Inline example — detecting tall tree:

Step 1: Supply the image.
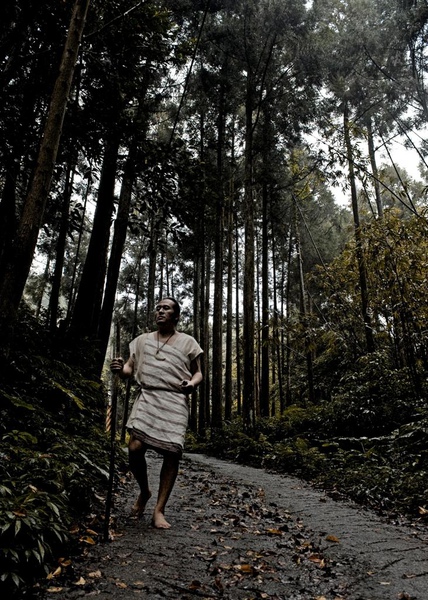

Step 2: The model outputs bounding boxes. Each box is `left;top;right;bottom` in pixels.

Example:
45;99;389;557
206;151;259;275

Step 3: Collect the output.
0;0;91;339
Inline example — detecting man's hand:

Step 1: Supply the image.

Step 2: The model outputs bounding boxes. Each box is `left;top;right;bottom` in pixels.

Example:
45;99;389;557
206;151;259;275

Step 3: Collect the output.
181;380;194;395
110;357;124;374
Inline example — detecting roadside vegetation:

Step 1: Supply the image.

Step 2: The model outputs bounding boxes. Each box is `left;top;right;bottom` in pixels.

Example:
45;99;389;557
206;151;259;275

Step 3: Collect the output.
0;311;126;597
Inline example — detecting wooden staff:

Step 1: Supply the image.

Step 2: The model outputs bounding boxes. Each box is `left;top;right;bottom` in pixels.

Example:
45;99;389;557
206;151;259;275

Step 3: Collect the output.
103;321;120;542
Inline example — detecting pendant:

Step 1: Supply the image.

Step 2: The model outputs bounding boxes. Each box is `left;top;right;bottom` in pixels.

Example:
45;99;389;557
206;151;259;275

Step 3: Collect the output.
155;351;166;361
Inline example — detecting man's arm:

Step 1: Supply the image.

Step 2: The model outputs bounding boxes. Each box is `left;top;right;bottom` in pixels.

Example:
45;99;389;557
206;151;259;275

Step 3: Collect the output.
181;355;202;394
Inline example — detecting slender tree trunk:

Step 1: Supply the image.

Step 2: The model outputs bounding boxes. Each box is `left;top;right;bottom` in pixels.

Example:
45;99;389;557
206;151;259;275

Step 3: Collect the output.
255;232;261;417
242;76;255;430
69;134;120;340
272;244;284;414
198;237;208;435
225;188;234;422
48;162;75;331
366;118;383;219
189;254;201;433
146;214;161;330
0;154;19;283
35;252;52;320
234;211;242;416
66;169;91;324
201;241;212;431
0;0;91;338
294;201;315;404
211;70;226;430
285;229;293;407
260;178;270;417
97;143;137;374
344;101;375;353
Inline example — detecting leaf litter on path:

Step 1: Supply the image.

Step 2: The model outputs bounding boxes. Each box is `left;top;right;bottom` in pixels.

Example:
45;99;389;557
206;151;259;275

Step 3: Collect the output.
39;452;421;599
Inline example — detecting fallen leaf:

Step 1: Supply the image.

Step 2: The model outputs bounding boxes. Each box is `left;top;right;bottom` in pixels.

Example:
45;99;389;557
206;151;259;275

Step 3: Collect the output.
115;581;128;588
326;534;340;543
46;587;64;593
58;558;72;567
266;528;283;536
308;554;326;568
79;535;96;545
418;506;428;515
74;577;86;586
236;564;254;574
46;567;62;579
88;570;102;578
86;528;99;536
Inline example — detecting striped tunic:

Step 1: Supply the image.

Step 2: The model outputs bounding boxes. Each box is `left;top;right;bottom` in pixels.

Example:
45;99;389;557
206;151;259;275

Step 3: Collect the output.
126;331;203;455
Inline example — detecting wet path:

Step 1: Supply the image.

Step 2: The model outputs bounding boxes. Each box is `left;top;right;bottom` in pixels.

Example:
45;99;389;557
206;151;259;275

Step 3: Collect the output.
45;453;428;600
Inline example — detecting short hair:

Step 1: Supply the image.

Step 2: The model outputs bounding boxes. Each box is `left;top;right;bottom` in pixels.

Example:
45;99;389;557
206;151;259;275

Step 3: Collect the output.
161;297;180;322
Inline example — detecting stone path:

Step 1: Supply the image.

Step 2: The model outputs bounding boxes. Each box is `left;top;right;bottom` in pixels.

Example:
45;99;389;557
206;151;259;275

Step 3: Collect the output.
190;454;428;600
44;453;428;600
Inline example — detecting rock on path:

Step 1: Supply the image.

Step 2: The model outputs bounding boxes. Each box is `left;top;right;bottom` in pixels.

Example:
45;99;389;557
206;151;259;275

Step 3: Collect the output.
44;452;428;600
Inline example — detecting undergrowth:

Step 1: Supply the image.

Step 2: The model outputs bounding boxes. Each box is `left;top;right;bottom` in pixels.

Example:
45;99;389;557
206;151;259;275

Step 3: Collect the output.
188;405;428;523
0;309;125;597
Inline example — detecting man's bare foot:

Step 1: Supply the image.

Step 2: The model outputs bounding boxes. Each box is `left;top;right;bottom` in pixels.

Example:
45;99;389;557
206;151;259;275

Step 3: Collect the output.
152;509;171;529
132;491;152;517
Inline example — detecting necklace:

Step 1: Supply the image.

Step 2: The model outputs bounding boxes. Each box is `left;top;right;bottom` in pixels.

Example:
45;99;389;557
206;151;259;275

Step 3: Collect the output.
155;331;175;360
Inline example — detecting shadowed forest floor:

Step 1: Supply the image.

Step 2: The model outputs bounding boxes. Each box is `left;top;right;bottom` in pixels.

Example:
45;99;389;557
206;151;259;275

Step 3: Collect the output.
40;453;428;600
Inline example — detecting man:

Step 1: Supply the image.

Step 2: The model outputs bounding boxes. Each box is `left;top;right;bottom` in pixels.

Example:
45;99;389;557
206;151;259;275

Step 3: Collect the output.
110;297;203;529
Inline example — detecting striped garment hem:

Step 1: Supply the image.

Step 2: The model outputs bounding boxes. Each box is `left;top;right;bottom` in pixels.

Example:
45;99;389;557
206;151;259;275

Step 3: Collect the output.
130;427;183;457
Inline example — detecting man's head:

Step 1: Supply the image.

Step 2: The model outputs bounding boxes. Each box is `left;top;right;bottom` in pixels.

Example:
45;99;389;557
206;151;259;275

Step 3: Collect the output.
155;297;181;325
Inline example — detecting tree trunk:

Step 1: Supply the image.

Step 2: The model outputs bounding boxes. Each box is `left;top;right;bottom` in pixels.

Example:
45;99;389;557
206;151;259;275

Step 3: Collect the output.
189;253;202;433
0;0;91;338
146;216;160;331
344;101;375;353
272;243;284;414
234;210;242;416
294;201;315;404
0;153;19;284
97;141;139;374
242;76;256;430
199;241;212;433
48;162;75;331
66;169;91;324
198;238;208;435
285;229;293;408
366;118;383;219
69;134;120;340
260;178;270;417
224;187;234;422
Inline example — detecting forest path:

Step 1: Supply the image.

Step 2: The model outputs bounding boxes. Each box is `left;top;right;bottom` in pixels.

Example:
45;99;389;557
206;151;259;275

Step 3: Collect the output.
46;453;428;600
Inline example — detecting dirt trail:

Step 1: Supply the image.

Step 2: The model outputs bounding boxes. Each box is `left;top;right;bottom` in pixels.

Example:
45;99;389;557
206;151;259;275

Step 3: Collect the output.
44;452;428;600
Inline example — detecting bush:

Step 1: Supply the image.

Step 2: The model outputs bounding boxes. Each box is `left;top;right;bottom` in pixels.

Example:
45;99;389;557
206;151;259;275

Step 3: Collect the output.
0;312;121;597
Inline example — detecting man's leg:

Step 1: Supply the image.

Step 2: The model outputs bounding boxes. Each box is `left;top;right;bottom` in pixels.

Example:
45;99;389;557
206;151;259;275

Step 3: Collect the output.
128;434;152;516
152;452;180;529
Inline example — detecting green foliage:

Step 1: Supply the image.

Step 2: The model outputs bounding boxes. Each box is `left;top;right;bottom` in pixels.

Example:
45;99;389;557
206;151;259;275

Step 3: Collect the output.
195;399;428;520
0;310;121;597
